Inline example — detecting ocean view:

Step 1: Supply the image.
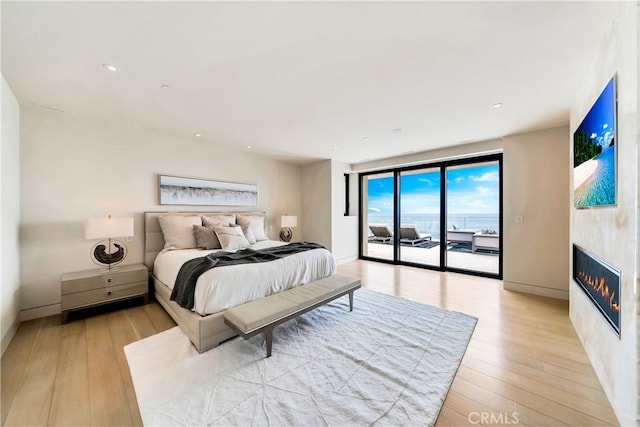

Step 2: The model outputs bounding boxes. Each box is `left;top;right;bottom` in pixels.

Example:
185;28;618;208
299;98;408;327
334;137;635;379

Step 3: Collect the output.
574;146;615;207
368;213;500;241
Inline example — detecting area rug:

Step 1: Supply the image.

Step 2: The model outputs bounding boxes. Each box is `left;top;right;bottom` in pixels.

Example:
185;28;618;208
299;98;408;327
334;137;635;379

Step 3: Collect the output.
124;289;477;426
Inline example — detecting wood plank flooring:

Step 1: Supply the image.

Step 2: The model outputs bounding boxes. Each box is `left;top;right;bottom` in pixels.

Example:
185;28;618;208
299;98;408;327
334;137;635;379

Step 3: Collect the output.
1;260;619;426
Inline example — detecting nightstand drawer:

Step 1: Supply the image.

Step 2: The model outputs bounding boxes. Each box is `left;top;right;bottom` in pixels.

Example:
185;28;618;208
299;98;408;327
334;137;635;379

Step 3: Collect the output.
61;266;148;294
61;280;147;310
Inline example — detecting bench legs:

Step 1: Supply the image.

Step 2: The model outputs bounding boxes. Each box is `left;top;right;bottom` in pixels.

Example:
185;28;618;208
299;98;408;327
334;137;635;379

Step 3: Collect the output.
264;325;275;358
261;292;357;358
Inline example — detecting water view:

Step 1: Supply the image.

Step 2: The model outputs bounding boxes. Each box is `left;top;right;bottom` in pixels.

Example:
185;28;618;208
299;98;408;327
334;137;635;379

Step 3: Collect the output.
366;163;500;241
368;213;499;241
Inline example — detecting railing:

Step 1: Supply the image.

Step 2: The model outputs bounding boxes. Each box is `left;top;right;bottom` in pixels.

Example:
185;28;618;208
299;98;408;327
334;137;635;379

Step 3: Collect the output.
367;214;499;241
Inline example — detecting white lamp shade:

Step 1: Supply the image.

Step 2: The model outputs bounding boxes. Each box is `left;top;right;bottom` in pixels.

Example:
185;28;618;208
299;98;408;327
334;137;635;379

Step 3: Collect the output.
85;217;134;239
280;215;297;228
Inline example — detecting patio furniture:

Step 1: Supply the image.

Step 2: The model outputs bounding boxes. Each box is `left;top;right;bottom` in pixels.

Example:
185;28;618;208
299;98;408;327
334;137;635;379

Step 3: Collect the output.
472;233;500;252
446;229;477;244
400;225;432;246
368;225;393;243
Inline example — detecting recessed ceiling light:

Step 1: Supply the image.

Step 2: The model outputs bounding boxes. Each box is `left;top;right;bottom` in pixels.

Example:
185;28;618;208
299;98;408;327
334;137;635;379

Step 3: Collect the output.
160;84;172;90
332;146;338;149
102;63;118;72
246;145;252;149
362;137;369;141
492;102;504;108
392;128;402;134
194;133;202;137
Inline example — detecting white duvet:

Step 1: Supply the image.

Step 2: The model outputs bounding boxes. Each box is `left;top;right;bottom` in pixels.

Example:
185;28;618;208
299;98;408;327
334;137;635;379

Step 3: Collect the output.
153;240;337;316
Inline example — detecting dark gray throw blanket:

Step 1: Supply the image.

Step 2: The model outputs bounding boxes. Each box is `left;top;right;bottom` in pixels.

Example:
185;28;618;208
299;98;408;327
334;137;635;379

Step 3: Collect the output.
170;241;326;310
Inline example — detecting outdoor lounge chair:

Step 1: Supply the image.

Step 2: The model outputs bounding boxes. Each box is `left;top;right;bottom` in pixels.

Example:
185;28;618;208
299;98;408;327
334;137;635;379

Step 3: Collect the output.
399;224;432;246
368;225;393;243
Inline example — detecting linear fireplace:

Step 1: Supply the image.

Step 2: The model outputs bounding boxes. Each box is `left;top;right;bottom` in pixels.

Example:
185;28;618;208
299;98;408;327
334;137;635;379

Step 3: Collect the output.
573;244;621;337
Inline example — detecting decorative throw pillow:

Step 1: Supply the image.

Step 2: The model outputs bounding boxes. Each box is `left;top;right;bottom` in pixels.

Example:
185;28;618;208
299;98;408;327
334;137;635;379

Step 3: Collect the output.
193;225;222;249
158;215;201;250
202;214;235;228
236;215;268;241
214;226;251;251
237;223;257;245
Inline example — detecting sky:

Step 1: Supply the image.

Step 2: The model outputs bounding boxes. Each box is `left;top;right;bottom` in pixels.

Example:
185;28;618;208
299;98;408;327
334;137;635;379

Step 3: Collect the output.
366;163;500;215
575;75;616;149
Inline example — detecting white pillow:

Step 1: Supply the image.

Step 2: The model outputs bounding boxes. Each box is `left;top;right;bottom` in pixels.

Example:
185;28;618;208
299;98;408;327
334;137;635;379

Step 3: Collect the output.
214;226;251;251
236;215;268;241
202;214;235;227
238;222;257;245
158;215;201;250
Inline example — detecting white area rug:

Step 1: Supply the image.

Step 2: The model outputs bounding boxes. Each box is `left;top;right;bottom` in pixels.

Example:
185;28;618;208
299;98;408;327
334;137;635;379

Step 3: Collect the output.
125;289;477;426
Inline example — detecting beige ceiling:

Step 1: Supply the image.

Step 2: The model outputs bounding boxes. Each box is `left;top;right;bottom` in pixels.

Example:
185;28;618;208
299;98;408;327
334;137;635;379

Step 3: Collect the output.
1;1;626;165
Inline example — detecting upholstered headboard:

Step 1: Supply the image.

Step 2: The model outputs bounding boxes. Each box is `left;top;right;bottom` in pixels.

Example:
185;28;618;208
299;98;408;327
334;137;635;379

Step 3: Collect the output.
144;210;267;271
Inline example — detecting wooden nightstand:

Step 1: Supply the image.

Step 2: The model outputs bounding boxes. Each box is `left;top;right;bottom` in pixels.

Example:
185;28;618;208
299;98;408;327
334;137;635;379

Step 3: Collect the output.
61;263;148;322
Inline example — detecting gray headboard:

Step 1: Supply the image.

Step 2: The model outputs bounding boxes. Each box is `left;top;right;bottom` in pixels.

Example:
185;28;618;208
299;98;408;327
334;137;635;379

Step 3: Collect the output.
144;210;267;271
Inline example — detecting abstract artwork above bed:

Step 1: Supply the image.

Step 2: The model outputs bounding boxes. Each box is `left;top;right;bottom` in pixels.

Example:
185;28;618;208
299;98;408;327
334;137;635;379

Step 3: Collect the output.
158;174;258;207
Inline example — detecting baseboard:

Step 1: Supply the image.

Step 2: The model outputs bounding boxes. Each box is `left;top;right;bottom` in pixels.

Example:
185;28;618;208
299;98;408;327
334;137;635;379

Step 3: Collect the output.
336;255;358;265
1;316;20;356
503;281;569;300
19;303;61;322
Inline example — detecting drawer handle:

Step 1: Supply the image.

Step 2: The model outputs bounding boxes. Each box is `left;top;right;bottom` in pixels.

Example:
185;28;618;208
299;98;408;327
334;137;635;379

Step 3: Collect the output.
106;290;113;296
105;278;114;284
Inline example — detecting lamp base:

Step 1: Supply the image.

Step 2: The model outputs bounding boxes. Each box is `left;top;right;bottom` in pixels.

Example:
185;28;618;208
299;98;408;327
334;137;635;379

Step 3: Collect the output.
91;239;127;269
279;228;293;242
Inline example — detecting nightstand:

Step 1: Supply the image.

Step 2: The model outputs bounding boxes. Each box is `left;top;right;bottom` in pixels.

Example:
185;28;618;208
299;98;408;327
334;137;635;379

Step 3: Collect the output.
61;263;148;322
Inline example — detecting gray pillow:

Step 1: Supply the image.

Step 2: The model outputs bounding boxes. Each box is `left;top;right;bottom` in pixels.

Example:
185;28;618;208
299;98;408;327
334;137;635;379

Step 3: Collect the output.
193;225;222;249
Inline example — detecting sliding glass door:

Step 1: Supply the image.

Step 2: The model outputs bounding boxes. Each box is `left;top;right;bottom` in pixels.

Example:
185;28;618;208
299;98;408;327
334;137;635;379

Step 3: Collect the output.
399;167;441;267
361;171;394;261
359;154;502;279
445;161;501;275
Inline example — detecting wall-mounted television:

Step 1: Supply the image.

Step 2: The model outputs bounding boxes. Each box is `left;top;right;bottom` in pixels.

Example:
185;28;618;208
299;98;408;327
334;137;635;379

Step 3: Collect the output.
573;75;617;208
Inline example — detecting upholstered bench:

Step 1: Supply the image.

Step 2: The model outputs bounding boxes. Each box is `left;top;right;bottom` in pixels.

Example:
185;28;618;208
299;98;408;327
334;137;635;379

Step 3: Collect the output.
224;274;361;358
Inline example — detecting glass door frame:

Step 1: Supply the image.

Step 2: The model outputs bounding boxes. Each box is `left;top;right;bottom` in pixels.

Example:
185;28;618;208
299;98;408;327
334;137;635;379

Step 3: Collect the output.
358;153;503;280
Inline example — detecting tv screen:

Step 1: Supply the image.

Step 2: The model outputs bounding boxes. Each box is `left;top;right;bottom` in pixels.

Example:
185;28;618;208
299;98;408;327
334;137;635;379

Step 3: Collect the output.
573;75;617;208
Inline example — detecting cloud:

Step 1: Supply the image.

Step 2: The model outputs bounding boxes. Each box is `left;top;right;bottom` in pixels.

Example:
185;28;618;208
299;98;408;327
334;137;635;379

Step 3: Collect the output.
476;186;490;193
368;207;381;212
471;171;499;182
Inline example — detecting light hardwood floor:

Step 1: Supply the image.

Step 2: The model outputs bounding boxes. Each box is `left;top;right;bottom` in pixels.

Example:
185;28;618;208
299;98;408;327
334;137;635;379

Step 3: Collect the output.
1;260;619;426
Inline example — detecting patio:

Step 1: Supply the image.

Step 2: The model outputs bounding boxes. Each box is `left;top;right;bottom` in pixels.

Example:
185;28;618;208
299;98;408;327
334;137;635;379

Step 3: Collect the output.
365;240;499;275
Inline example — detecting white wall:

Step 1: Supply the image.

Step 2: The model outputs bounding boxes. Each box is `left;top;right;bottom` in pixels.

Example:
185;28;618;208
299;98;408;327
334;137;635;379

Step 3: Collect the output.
301;160;332;249
1;75;21;354
503;127;570;298
569;3;638;424
19;106;302;319
330;160;358;264
301;159;358;264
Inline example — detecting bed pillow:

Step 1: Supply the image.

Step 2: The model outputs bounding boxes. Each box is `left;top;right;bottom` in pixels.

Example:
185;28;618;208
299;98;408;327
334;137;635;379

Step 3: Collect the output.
193;225;222;249
237;222;257;245
214;226;251;251
236;214;268;241
202;214;236;228
158;215;201;250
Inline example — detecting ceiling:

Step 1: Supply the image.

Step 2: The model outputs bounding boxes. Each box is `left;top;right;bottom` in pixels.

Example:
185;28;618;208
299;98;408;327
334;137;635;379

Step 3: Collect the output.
1;1;626;165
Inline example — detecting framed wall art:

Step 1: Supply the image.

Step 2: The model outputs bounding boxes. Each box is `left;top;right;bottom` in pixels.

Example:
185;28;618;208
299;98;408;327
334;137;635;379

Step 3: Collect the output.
158;175;258;207
573;75;617;208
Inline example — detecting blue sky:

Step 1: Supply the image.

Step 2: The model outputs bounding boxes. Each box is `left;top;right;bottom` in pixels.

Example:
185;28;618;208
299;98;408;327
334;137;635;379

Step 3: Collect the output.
367;164;499;215
576;76;615;148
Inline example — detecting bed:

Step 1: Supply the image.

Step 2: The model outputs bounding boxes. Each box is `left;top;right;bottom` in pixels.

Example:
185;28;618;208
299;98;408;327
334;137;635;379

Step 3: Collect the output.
144;211;336;353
